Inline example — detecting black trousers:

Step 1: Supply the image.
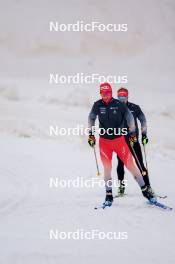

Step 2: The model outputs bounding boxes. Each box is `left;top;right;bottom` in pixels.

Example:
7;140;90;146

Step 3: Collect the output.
117;140;150;186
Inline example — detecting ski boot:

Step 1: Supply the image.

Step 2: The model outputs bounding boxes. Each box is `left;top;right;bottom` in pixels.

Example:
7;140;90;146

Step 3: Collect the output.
118;184;125;197
141;185;157;202
103;190;113;207
147;185;155;197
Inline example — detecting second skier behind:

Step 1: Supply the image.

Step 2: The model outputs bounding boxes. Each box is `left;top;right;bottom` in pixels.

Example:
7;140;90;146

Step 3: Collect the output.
116;87;153;197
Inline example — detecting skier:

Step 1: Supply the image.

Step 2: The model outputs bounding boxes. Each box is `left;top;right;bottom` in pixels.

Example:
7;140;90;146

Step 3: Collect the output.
88;82;156;207
116;87;152;197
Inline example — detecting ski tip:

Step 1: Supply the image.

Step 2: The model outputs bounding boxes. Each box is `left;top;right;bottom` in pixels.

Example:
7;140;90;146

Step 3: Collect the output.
94;201;113;210
164;207;173;211
157;195;167;199
147;200;173;211
168;206;173;211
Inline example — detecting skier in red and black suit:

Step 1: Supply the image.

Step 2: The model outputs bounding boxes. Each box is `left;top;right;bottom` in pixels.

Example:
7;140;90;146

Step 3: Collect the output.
88;82;156;206
116;87;153;196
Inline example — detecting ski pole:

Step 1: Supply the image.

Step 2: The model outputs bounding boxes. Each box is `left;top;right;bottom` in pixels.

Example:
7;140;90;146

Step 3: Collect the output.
93;147;101;176
143;145;149;174
130;143;146;176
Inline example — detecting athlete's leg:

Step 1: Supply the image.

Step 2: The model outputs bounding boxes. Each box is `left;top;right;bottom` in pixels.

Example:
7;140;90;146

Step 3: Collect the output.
113;136;145;188
117;155;125;182
99;138;113;191
133;142;150;186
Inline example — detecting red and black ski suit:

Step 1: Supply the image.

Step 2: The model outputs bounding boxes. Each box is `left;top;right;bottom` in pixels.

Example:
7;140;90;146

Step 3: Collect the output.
88;98;145;191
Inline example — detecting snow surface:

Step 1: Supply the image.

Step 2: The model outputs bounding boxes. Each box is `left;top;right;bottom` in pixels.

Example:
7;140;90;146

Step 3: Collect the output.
0;0;175;263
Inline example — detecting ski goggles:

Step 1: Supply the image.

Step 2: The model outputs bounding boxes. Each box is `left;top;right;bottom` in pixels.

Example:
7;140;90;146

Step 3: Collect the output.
118;96;128;102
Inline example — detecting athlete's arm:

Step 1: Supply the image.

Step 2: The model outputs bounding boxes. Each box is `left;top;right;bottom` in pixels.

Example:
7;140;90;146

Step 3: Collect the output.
88;103;98;135
137;106;147;135
123;105;136;135
125;108;136;134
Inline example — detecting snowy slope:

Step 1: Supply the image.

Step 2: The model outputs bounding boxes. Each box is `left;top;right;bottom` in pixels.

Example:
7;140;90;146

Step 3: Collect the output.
0;0;175;263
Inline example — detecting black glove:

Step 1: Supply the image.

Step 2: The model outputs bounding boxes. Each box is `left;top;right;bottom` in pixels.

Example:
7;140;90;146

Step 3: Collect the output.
88;135;96;147
142;134;148;145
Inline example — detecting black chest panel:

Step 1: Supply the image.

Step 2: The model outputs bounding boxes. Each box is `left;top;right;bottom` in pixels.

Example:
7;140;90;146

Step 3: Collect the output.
95;99;126;139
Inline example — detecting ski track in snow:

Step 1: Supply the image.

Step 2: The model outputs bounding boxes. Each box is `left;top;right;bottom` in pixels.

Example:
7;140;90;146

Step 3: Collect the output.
0;95;175;264
0;0;175;263
0;90;175;264
0;134;175;264
0;166;29;215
